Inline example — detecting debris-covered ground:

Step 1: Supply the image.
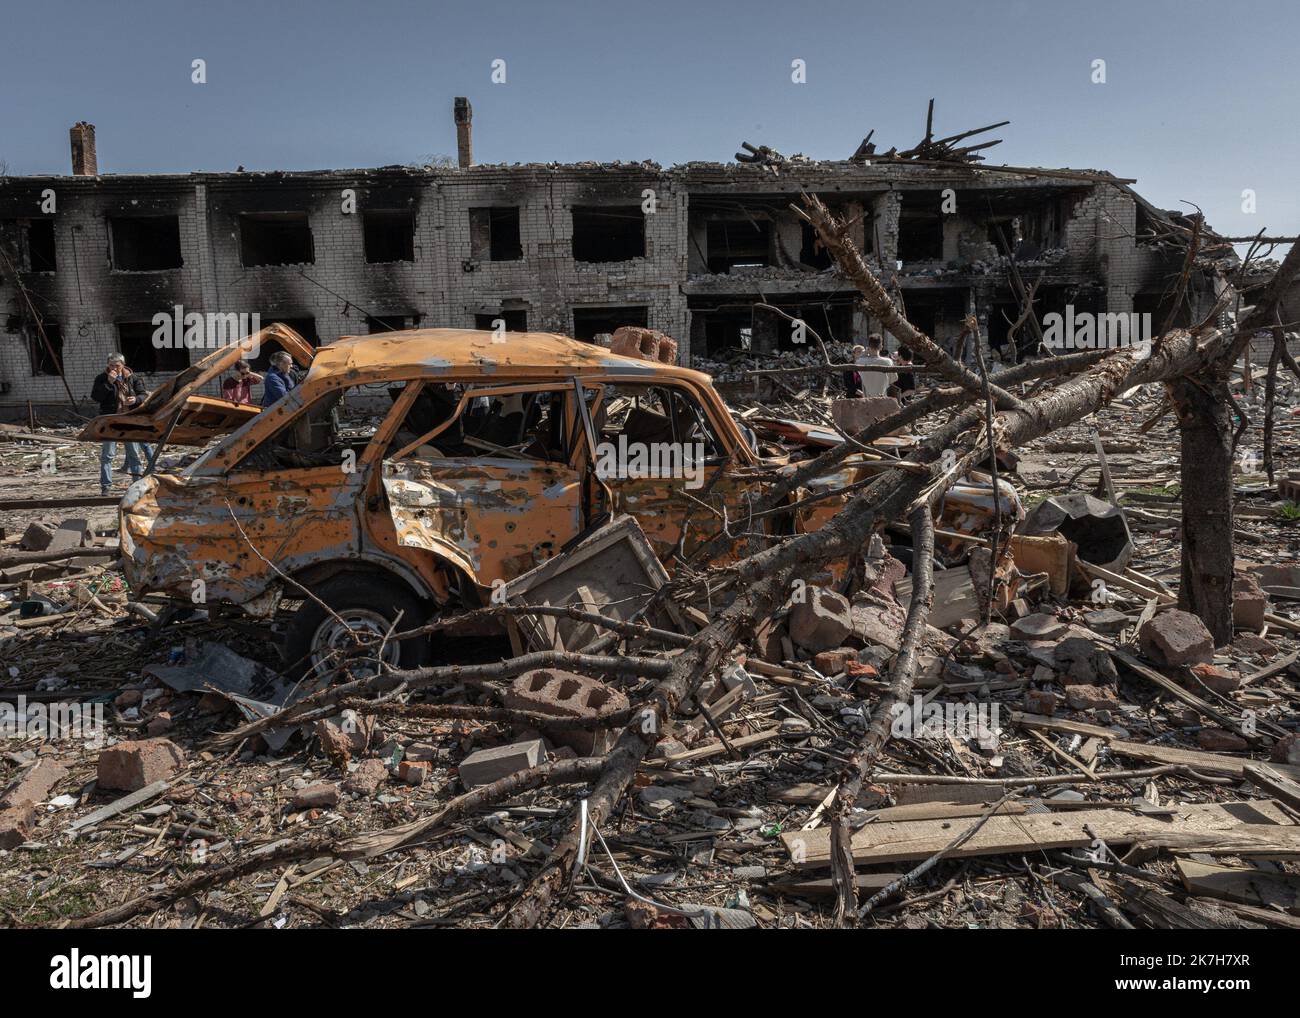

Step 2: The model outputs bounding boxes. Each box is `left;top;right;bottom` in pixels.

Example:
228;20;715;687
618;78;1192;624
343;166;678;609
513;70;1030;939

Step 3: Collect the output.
4;338;1300;931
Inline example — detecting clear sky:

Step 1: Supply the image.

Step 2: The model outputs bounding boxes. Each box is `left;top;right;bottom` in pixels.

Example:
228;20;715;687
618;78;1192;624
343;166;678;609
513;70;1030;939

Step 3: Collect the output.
3;0;1296;246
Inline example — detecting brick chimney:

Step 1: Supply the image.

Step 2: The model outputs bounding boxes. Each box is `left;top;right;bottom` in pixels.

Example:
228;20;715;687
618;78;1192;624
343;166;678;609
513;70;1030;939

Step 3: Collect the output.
70;122;98;176
454;97;472;169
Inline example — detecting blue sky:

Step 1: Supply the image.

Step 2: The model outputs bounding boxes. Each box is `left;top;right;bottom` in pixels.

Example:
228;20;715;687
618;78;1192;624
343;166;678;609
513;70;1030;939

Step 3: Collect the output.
3;0;1296;245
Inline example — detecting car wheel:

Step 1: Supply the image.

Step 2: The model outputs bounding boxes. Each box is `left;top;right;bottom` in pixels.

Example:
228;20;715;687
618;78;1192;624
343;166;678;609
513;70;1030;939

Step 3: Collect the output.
283;573;431;680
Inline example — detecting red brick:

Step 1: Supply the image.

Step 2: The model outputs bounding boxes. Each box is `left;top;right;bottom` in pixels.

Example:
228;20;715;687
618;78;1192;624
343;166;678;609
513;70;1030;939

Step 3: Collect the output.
1138;609;1214;666
0;803;37;849
1;759;67;809
97;737;186;792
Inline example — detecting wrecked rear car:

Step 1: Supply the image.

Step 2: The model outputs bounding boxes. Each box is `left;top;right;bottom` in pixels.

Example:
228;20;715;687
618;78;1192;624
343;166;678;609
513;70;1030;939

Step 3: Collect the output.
104;324;1019;675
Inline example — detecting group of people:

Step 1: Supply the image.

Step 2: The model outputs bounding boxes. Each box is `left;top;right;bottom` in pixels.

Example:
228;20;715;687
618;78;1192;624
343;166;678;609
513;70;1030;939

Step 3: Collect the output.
92;350;301;493
842;333;916;400
218;351;298;407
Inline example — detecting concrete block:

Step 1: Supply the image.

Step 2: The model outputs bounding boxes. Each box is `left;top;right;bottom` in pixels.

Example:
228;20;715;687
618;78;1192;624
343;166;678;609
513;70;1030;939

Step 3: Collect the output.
459;739;544;789
504;669;628;754
789;587;853;653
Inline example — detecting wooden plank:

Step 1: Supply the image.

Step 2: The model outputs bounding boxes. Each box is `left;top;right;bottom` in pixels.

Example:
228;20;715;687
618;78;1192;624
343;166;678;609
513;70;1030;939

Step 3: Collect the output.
1188;898;1300;929
1242;650;1300;686
1176;858;1300;913
68;780;172;833
1008;710;1124;741
768;872;906;898
648;727;779;765
867;801;1025;822
781;800;1296;869
1243;763;1300;811
894;783;1005;806
1108;741;1300;781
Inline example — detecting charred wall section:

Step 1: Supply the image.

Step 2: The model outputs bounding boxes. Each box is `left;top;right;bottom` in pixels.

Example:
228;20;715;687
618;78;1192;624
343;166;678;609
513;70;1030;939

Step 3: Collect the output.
0;158;1209;406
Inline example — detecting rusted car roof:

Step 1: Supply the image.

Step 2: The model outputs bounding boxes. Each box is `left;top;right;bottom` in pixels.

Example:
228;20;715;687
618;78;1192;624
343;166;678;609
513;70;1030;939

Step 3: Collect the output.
306;329;713;384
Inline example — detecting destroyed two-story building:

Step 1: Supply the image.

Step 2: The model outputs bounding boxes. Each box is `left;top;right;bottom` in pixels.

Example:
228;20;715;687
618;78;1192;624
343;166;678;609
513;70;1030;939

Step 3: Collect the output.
0;107;1224;413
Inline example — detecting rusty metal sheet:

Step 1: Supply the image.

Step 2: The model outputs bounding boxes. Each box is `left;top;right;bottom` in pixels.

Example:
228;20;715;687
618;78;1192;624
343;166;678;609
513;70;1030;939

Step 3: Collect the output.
119;467;364;605
383;457;583;585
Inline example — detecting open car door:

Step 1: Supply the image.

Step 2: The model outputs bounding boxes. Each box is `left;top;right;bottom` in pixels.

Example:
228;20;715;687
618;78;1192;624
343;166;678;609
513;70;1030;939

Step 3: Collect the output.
77;323;315;446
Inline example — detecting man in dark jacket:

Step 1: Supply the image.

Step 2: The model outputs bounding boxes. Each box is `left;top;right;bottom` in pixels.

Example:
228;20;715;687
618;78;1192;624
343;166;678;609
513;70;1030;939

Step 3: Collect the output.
91;352;151;495
261;351;298;407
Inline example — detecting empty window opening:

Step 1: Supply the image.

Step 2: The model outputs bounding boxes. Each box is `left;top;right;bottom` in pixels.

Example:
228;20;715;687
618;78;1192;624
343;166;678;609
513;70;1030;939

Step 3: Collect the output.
1;219;57;273
596;384;726;463
897;213;944;262
986;301;1023;354
572;305;648;344
800;221;832;269
391;385;575;464
469;207;522;261
363;211;415;263
706;219;771;272
572;206;644;263
110;216;182;271
366;314;412;334
27;320;63;376
238;383;401;472
1134;290;1191;331
240;212;314;267
117;322;190;374
475;309;528;332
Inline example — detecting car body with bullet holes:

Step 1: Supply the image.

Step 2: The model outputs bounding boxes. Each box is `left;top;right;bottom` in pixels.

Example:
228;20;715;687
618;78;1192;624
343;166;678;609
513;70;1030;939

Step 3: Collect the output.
81;323;1019;673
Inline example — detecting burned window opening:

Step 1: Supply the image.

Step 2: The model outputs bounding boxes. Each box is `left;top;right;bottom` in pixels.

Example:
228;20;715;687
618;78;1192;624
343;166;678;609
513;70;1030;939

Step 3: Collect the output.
240;212;314;267
393;385;574;464
109;216;182;271
572;206;644;263
572;305;648;344
6;218;58;273
800;221;832;269
986;300;1023;355
705;219;771;273
897;213;944;262
117;322;190;374
475;309;528;332
363;211;415;263
469;207;522;262
27;320;63;376
366;314;413;334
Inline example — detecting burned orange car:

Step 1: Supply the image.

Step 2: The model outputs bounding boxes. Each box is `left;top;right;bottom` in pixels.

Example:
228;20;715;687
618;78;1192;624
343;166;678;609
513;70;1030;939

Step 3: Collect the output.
82;324;1019;675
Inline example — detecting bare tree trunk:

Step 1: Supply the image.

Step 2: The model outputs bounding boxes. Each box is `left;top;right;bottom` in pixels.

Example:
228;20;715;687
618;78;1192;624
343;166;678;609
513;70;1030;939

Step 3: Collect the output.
1170;376;1235;644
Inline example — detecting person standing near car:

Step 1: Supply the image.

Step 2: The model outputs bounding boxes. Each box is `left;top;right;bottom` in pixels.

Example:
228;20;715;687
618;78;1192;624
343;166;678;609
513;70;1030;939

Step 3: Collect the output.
221;359;263;405
91;352;150;495
261;351;298;406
